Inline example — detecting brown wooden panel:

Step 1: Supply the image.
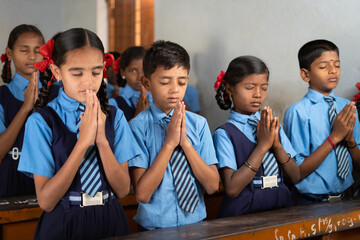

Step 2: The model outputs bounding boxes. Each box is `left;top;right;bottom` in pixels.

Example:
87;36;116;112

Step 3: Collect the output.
2;220;38;240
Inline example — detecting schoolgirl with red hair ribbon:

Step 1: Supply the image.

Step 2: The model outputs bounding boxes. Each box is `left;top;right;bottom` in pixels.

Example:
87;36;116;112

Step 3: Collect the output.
0;24;45;197
18;28;141;239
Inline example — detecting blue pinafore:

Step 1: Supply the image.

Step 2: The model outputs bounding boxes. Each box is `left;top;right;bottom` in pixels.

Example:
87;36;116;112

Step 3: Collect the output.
113;96;135;121
217;123;291;218
34;105;129;240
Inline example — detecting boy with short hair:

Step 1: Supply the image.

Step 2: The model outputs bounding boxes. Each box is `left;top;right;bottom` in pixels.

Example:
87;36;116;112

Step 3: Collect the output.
284;39;360;205
129;40;219;230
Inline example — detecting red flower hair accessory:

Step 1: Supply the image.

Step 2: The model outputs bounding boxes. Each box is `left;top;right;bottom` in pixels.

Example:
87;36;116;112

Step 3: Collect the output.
112;56;121;73
1;51;8;63
103;53;115;78
214;70;226;92
352;82;360;102
33;39;54;72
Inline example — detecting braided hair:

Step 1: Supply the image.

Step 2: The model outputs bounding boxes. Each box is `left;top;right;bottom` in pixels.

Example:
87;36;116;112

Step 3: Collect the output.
215;56;269;110
1;24;44;83
35;28;110;116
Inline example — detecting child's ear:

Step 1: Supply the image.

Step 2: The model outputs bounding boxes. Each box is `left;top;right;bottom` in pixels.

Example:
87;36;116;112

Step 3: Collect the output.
300;68;310;83
141;76;151;93
5;47;13;60
50;64;61;81
225;83;233;96
120;69;125;79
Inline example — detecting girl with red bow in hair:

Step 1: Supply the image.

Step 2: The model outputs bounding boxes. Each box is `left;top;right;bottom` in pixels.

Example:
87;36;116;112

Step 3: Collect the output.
213;56;300;218
0;24;45;197
18;28;141;239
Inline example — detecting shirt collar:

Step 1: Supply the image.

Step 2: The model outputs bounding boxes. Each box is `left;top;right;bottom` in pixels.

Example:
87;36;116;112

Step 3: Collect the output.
122;84;139;99
150;103;174;123
57;88;85;112
229;109;260;124
305;88;336;104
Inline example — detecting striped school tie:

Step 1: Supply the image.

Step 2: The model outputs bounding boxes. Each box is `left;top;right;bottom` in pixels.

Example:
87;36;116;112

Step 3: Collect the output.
247;116;279;176
161;116;199;213
77;103;102;197
324;96;350;179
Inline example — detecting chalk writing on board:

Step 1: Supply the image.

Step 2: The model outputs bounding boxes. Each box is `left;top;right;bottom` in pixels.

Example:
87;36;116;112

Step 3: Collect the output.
274;214;360;240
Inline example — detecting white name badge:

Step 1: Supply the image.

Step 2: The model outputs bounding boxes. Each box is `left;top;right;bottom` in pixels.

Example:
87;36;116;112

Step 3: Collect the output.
81;192;103;207
262;176;278;189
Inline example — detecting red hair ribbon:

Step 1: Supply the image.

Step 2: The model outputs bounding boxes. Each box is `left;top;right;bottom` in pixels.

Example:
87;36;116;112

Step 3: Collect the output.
112;56;121;73
214;70;226;92
352;82;360;102
33;39;56;86
33;39;54;72
103;53;115;78
1;52;8;63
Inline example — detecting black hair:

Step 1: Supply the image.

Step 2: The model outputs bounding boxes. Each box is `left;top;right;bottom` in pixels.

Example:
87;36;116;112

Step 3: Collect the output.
143;40;190;79
215;55;269;110
117;46;146;86
35;28;110;116
298;39;339;70
1;24;44;83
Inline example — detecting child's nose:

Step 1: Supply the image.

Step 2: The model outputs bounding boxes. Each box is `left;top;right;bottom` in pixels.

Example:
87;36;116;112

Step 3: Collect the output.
28;51;35;60
329;64;337;74
253;87;261;98
170;81;179;93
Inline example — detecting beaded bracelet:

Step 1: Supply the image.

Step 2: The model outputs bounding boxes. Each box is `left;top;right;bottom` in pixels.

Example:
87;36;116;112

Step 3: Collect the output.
280;153;291;166
245;161;259;172
327;136;336;149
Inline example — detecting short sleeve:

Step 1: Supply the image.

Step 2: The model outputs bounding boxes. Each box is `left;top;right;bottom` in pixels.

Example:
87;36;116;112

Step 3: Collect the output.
278;125;297;158
108;98;117;108
213;128;237;170
197;119;218;166
113;108;141;164
18;112;55;178
128;117;150;169
283;106;309;165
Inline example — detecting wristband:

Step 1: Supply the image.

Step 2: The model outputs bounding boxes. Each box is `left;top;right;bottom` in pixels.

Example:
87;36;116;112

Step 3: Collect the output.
280;153;291;166
327;136;336;149
245;161;259;172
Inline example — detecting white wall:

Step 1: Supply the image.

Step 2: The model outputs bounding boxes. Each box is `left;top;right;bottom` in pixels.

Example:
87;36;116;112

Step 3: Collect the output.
0;0;108;83
155;0;360;131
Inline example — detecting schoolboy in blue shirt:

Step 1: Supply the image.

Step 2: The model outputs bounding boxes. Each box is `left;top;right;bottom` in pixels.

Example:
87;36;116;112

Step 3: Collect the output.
284;39;360;205
129;40;219;230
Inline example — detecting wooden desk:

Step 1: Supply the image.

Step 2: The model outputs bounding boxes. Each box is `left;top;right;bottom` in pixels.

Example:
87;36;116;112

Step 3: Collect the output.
0;190;224;239
107;198;360;240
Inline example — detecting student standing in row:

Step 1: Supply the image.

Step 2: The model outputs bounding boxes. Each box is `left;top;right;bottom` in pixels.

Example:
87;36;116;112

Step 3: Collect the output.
129;40;219;230
18;28;140;239
284;39;360;205
0;24;44;197
213;56;299;218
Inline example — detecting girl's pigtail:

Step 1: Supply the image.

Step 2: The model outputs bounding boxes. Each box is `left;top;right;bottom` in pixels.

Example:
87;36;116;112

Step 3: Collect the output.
214;70;232;110
97;79;110;116
33;39;55;110
1;53;12;83
35;69;53;110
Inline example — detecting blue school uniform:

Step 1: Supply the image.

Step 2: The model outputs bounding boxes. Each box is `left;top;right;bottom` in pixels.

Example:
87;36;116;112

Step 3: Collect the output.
213;110;296;218
18;88;140;239
284;88;360;205
129;103;218;229
184;85;201;112
0;73;59;197
106;82;123;98
109;84;152;121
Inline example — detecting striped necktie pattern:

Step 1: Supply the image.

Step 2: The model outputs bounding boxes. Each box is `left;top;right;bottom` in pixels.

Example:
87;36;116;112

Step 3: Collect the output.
77;103;102;197
247;116;279;176
161;116;199;213
324;96;350;179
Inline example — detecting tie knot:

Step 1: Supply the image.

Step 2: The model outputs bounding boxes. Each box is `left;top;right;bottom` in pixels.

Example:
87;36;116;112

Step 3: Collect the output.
247;116;258;128
324;96;334;103
78;103;86;113
160;116;171;126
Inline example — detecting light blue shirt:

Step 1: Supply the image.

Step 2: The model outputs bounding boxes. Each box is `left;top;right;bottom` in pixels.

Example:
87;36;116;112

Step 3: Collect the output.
109;84;152;109
106;82;123;98
284;88;360;195
184;85;201;112
128;103;218;229
0;73;41;133
213;109;296;171
18;88;141;178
